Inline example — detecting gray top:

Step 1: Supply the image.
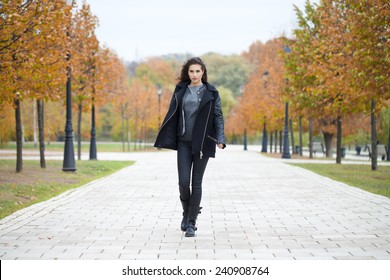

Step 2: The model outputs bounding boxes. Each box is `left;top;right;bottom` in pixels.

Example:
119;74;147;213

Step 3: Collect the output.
179;84;205;141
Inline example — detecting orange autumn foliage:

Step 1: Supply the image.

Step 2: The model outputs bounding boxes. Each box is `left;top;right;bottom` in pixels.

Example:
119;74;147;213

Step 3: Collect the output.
228;38;287;135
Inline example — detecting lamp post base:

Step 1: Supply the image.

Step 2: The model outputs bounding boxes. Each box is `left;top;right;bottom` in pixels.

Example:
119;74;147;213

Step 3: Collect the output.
63;142;76;171
62;167;77;172
282;152;291;159
62;125;76;172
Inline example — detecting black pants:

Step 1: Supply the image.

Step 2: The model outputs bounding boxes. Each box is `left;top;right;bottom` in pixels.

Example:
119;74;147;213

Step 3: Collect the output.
177;141;209;216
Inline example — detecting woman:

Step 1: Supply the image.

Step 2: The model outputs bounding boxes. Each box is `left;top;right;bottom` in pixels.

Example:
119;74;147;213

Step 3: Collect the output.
154;57;226;237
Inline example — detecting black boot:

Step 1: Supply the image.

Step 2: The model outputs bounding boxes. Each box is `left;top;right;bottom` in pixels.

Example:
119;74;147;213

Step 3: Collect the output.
180;197;189;232
185;220;196;237
185;206;202;237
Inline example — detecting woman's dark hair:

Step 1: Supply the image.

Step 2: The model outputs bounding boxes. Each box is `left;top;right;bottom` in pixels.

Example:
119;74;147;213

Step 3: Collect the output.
178;57;208;83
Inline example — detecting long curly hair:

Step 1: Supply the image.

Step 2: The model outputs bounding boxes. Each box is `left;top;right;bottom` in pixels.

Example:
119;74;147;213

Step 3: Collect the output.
178;57;208;83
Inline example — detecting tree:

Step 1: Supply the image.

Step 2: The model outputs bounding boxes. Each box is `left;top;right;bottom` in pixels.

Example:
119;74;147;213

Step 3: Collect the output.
0;0;69;172
310;0;356;163
29;1;68;168
285;0;389;167
284;1;334;158
346;0;390;169
203;53;253;97
228;39;286;142
0;104;14;146
217;86;236;117
71;2;99;160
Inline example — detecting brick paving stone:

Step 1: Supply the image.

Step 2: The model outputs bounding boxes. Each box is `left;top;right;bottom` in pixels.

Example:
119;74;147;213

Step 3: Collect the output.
0;147;390;259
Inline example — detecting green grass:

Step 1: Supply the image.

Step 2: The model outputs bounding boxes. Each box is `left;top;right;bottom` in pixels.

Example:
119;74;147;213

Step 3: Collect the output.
0;160;134;219
0;142;154;152
291;163;390;198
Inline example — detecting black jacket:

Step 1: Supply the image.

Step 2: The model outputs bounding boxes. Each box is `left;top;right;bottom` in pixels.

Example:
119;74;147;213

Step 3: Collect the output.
154;81;225;158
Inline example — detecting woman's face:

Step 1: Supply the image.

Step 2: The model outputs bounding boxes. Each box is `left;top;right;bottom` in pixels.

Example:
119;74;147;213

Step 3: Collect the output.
188;64;204;85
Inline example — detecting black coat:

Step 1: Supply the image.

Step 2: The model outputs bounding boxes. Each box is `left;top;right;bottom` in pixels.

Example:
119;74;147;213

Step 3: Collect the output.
154;81;225;158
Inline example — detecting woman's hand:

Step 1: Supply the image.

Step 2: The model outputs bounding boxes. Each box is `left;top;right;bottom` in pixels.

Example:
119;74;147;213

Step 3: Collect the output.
217;143;225;149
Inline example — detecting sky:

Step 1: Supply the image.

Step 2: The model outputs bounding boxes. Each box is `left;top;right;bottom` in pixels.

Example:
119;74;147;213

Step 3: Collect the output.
82;0;319;62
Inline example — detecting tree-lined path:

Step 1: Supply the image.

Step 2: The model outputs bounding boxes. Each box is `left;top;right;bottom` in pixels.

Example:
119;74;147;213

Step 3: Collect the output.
0;147;389;260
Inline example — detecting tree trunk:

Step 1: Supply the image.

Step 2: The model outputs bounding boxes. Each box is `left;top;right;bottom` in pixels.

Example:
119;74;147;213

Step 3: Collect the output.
299;116;303;156
290;118;295;154
309;116;313;159
33;99;37;148
14;98;23;173
270;131;273;153
37;99;46;168
336;115;342;164
77;103;82;160
371;98;377;171
127;117;130;152
323;131;333;157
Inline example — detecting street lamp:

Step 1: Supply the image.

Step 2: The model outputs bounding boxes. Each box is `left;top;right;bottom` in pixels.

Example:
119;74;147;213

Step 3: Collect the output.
89;48;97;160
62;0;76;171
282;46;291;159
89;95;97;160
261;71;269;153
157;84;162;127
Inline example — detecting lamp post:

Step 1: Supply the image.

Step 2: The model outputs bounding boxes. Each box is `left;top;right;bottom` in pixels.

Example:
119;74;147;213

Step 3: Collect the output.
89;46;98;160
261;71;269;153
282;46;291;159
157;84;162;127
89;96;97;160
62;0;76;171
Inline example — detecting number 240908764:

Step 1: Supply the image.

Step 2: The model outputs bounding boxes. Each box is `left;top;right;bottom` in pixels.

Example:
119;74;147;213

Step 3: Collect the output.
215;266;269;276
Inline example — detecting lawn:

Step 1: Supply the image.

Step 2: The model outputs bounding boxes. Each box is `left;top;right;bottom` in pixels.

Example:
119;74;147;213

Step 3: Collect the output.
0;141;154;153
291;163;390;198
0;160;134;219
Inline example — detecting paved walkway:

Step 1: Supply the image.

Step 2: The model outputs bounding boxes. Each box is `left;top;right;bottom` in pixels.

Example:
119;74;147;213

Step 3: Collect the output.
1;147;390;260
